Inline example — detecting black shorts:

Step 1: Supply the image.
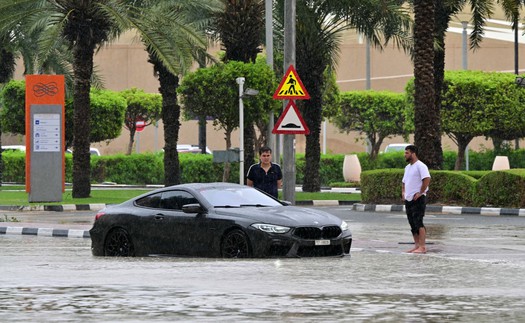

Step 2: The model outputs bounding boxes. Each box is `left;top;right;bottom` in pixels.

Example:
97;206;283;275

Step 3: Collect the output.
405;195;426;234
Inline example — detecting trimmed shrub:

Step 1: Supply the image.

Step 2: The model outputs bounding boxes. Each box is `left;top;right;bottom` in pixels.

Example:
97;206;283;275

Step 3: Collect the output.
0;151;25;182
361;169;477;206
426;171;476;205
361;169;404;204
473;170;525;208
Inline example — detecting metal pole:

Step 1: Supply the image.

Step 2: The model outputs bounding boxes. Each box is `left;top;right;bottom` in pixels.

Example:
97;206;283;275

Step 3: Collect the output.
283;0;296;203
461;21;468;70
462;21;469;170
322;120;326;154
515;18;519;76
236;77;245;185
365;37;371;90
365;37;372;154
136;131;140;153
265;0;277;162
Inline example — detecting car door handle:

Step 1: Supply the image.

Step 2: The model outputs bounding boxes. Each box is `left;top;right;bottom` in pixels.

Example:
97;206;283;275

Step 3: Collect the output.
155;214;165;220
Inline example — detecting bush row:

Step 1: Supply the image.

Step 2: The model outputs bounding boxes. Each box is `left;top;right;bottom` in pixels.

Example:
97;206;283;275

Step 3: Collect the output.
2;149;525;185
361;169;525;208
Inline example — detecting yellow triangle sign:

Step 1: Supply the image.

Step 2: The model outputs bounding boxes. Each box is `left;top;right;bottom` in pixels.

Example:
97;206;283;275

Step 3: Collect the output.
273;65;310;100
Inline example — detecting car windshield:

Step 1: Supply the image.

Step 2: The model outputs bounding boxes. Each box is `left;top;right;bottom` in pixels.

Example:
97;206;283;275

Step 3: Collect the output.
199;187;282;208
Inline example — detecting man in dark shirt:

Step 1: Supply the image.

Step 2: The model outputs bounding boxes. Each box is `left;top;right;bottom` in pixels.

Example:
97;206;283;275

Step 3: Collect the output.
246;146;283;199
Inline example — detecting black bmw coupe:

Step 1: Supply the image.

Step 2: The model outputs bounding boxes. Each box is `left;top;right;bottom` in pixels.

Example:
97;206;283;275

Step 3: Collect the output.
90;182;352;258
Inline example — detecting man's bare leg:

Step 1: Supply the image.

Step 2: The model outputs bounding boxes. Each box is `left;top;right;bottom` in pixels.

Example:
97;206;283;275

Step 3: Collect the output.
413;227;427;253
406;233;419;253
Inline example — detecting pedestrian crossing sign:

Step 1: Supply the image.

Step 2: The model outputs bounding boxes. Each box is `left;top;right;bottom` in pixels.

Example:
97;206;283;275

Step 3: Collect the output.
272;100;310;135
273;65;310;100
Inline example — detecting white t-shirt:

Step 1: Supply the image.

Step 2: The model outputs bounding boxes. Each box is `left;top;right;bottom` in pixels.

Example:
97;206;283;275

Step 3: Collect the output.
402;160;430;201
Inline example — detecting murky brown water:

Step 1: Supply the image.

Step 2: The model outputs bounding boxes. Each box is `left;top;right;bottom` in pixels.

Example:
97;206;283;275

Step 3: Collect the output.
1;234;525;322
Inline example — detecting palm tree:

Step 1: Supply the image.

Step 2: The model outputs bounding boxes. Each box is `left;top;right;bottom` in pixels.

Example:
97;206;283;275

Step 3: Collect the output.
139;1;221;186
0;0;201;197
496;0;525;149
412;0;442;169
211;0;265;182
275;0;412;192
433;0;492;168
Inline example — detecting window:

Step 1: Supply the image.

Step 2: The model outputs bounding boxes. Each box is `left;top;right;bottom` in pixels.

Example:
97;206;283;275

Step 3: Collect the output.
135;193;162;208
160;191;198;211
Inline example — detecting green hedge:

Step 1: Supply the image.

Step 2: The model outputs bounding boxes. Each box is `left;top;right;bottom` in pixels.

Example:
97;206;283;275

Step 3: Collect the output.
473;170;525;208
361;168;525;208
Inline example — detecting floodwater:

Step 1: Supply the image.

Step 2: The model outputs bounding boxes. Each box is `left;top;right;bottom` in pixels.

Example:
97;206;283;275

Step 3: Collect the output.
1;232;525;322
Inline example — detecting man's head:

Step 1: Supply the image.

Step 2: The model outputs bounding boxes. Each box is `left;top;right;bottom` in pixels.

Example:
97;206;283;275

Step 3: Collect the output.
259;146;272;164
404;145;418;163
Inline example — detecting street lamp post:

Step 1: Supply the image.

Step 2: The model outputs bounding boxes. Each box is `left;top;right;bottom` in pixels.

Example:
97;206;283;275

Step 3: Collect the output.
236;77;245;185
236;77;259;185
462;21;469;170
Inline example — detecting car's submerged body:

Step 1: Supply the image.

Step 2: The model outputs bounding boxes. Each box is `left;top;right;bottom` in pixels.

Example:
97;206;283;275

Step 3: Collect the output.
90;183;352;258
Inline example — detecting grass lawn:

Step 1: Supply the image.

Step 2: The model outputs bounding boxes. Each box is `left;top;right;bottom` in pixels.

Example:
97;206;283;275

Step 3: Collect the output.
0;186;360;206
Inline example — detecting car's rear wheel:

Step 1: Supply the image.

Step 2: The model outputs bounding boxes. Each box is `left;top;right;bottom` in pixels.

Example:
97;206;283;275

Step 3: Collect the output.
221;229;251;258
104;228;134;257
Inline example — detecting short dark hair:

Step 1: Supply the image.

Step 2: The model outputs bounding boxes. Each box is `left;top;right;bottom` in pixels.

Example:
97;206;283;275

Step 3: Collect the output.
259;146;272;154
405;144;418;155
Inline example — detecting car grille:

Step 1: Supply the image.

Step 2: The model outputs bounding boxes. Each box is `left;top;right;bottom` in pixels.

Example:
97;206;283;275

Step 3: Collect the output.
293;226;342;239
297;245;344;257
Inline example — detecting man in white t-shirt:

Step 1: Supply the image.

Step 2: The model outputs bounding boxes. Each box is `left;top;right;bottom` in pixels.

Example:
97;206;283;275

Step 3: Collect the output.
402;145;431;254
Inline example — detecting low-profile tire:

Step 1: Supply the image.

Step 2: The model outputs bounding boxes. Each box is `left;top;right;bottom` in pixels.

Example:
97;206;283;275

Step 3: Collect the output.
221;229;251;258
104;228;134;257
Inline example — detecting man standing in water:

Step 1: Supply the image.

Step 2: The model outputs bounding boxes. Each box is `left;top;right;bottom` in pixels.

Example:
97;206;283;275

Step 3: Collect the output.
402;145;431;254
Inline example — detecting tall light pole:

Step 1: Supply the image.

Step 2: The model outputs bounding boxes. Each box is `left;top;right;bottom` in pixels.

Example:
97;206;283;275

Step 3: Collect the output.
236;77;245;185
462;21;470;170
236;77;259;185
265;0;278;162
283;0;296;203
462;21;468;70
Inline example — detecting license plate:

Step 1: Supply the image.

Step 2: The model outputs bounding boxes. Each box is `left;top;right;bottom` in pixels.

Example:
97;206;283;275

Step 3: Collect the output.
315;239;330;246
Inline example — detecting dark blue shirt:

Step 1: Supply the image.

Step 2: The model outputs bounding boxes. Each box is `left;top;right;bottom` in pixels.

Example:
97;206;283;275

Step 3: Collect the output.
246;162;282;198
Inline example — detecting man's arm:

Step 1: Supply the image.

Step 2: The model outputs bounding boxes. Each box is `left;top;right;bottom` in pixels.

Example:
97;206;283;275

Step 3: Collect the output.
402;183;405;200
247;179;254;187
420;177;430;194
414;177;430;200
277;179;282;189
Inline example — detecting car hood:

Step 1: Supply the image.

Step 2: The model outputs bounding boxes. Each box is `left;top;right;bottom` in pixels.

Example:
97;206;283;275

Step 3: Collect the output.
213;206;342;227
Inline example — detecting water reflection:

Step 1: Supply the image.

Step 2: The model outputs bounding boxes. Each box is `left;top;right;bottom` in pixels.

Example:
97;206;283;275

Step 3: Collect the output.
1;239;525;321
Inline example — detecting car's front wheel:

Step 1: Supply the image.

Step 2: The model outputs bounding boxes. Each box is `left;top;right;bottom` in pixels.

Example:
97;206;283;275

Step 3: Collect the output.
221;229;251;258
104;228;134;257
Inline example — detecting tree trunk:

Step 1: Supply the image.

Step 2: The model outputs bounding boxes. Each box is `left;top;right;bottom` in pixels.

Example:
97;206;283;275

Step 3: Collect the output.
155;62;181;186
369;136;384;160
413;0;443;169
492;137;505;155
244;123;255;184
454;134;473;170
223;130;232;182
301;68;324;192
127;129;135;155
71;41;94;198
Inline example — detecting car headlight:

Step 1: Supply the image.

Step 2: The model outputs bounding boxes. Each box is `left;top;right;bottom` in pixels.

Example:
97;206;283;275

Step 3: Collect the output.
340;220;349;231
251;223;290;234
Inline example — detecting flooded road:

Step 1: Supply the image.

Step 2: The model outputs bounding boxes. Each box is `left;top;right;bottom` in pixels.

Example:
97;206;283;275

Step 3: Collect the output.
1;210;525;321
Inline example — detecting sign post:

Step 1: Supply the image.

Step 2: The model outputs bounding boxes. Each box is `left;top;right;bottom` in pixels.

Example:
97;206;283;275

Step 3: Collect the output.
25;75;65;202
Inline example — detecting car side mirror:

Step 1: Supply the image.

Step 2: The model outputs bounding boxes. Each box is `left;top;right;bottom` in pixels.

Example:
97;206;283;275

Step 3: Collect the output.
182;203;204;214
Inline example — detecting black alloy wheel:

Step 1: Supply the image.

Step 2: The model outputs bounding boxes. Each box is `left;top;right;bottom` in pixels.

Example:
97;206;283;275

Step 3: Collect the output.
104;228;134;257
221;229;250;258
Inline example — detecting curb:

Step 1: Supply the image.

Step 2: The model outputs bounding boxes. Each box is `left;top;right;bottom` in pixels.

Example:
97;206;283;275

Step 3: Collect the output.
352;203;525;216
0;204;107;212
0;226;90;238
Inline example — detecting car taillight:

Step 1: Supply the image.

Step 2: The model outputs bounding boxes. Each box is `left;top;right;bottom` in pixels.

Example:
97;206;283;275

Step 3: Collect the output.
95;212;105;221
